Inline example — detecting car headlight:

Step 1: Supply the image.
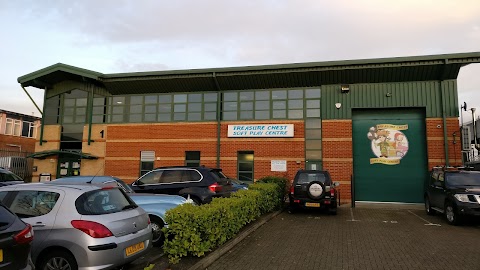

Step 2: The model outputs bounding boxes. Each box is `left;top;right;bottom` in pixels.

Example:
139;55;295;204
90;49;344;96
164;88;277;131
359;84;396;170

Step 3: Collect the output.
454;194;470;203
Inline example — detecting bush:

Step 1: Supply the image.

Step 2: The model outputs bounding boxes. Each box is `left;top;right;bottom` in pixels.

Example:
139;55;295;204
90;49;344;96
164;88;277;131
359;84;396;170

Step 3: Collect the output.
163;181;283;264
256;176;289;206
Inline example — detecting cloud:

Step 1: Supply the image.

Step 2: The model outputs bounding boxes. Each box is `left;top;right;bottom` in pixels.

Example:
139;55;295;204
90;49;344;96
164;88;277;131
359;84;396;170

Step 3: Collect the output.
1;0;480;116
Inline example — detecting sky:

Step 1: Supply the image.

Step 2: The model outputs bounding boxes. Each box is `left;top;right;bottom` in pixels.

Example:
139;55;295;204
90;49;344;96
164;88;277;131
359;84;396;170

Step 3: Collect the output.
1;0;479;122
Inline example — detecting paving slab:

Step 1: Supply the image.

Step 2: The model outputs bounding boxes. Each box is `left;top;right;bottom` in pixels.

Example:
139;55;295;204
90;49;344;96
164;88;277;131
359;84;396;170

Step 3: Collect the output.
128;204;480;270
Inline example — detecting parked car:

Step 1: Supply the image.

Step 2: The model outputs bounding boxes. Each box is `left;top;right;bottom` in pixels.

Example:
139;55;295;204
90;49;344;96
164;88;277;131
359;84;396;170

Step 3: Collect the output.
0;167;24;187
424;167;480;225
230;178;249;191
0;201;34;270
52;175;190;246
131;166;234;205
0;183;152;270
288;170;339;214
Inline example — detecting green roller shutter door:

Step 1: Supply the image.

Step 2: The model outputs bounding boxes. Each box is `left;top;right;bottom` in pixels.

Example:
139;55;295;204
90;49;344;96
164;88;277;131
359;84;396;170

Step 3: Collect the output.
352;109;428;203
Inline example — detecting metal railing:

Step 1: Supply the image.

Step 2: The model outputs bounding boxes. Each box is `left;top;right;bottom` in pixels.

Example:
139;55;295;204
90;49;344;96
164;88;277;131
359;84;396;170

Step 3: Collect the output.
0;148;34;182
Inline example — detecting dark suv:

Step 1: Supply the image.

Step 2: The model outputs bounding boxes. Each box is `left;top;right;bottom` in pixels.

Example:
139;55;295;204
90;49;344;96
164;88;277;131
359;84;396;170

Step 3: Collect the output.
0;201;35;270
424;167;480;225
130;166;233;205
0;167;24;187
289;170;339;214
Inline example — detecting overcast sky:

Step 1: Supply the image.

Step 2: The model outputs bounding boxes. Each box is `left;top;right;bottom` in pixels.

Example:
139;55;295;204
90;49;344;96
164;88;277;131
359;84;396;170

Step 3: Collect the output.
1;0;479;122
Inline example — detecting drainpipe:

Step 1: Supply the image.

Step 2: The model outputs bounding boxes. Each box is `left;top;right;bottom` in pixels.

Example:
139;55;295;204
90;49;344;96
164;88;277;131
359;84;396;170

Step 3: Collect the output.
212;72;222;168
440;60;449;166
21;85;43;115
39;87;47;146
87;83;94;145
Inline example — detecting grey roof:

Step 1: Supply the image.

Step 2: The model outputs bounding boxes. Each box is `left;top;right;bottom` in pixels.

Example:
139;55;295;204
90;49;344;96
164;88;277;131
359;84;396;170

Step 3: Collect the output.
18;52;480;95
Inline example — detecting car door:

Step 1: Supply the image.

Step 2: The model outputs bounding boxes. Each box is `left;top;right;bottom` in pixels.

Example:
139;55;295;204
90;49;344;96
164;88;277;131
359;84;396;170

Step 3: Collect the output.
430;171;445;209
158;169;187;195
132;170;164;193
7;188;64;256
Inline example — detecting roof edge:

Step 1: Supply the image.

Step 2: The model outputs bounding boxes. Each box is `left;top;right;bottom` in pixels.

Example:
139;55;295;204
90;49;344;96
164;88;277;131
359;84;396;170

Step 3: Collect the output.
17;63;103;85
102;51;480;79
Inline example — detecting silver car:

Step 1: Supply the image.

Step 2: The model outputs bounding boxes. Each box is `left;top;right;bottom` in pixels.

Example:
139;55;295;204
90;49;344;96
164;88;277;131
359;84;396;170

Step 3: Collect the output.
0;183;152;270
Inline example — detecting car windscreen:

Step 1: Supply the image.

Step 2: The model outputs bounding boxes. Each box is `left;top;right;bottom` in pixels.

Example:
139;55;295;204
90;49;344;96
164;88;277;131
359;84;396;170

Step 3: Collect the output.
0;171;23;181
296;172;329;184
210;169;227;179
446;173;480;186
76;188;137;215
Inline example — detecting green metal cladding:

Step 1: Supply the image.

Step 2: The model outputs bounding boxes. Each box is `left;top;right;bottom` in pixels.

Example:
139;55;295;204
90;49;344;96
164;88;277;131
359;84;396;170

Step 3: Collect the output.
321;80;458;119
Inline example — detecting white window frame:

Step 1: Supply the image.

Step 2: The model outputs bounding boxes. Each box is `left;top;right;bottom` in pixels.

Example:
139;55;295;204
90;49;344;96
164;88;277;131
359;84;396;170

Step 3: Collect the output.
462;126;471;151
13;120;21;136
21;121;36;138
5;118;14;135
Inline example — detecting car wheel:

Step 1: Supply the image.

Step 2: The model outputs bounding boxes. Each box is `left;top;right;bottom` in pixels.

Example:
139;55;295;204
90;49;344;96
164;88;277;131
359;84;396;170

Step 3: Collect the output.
288;203;298;214
444;202;461;225
424;196;435;215
150;216;165;247
38;250;78;270
306;181;325;200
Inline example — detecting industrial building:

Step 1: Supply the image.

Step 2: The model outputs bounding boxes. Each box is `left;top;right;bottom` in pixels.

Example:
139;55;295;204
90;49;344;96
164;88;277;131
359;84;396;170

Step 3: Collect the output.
18;52;480;203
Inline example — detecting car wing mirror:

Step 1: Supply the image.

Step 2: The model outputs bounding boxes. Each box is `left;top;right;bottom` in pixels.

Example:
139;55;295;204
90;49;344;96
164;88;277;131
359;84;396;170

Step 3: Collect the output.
333;182;340;188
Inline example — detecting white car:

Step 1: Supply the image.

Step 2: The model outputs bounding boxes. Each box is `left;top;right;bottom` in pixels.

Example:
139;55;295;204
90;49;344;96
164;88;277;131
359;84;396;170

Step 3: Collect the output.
0;183;153;270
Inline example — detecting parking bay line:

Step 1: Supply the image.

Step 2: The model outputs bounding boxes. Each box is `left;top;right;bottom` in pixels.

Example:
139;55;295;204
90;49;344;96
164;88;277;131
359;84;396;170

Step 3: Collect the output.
407;210;441;226
347;208;360;222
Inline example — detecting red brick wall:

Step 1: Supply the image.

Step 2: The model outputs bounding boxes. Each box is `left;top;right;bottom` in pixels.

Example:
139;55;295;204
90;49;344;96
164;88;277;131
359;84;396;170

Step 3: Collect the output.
0;134;36;153
426;118;462;168
322;120;353;202
105;121;304;183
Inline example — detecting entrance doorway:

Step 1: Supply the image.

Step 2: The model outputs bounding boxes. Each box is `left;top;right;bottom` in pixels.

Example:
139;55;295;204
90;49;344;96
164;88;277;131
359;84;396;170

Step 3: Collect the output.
352;109;428;203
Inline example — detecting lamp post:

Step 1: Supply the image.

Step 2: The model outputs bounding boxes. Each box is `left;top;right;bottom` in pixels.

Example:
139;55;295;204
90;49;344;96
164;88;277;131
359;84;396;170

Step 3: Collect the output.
471;108;479;151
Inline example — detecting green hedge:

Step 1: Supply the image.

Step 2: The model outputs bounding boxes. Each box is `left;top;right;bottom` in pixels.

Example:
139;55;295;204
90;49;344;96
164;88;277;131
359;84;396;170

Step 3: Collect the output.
163;180;285;264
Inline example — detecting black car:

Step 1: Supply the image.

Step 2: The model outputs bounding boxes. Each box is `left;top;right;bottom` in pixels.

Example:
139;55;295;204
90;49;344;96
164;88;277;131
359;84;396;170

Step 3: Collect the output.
0;167;24;187
424;167;480;225
289;170;339;214
131;166;233;205
0;201;34;270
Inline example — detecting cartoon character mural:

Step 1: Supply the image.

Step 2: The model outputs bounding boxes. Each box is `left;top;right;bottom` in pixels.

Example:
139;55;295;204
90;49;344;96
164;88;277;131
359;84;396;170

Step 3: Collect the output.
367;124;409;165
375;129;391;158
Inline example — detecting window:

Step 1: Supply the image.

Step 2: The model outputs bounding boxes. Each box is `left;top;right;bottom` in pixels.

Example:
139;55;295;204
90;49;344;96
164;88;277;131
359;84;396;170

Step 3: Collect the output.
160;170;184;183
0;191;7;202
4;118;21;136
22;121;36;138
13;120;21;136
238;151;254;182
92;96;107;124
182;170;202;182
140;151;155;176
44;95;61;124
10;191;60;218
297;172;328;184
76;189;134;215
137;170;162;185
185;151;201;166
462;126;471;151
5;118;13;135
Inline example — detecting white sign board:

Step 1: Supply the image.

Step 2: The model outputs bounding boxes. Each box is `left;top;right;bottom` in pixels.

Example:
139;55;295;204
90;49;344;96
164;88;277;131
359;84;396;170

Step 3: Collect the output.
271;160;287;172
228;124;294;138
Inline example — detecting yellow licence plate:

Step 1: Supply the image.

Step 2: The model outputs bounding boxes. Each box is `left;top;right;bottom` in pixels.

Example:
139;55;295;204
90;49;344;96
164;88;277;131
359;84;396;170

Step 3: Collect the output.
125;242;145;257
0;249;3;262
305;202;320;207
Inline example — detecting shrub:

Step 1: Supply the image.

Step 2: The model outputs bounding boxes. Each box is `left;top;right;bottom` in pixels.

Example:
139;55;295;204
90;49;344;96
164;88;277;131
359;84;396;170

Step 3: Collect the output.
256;176;289;206
163;182;280;264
